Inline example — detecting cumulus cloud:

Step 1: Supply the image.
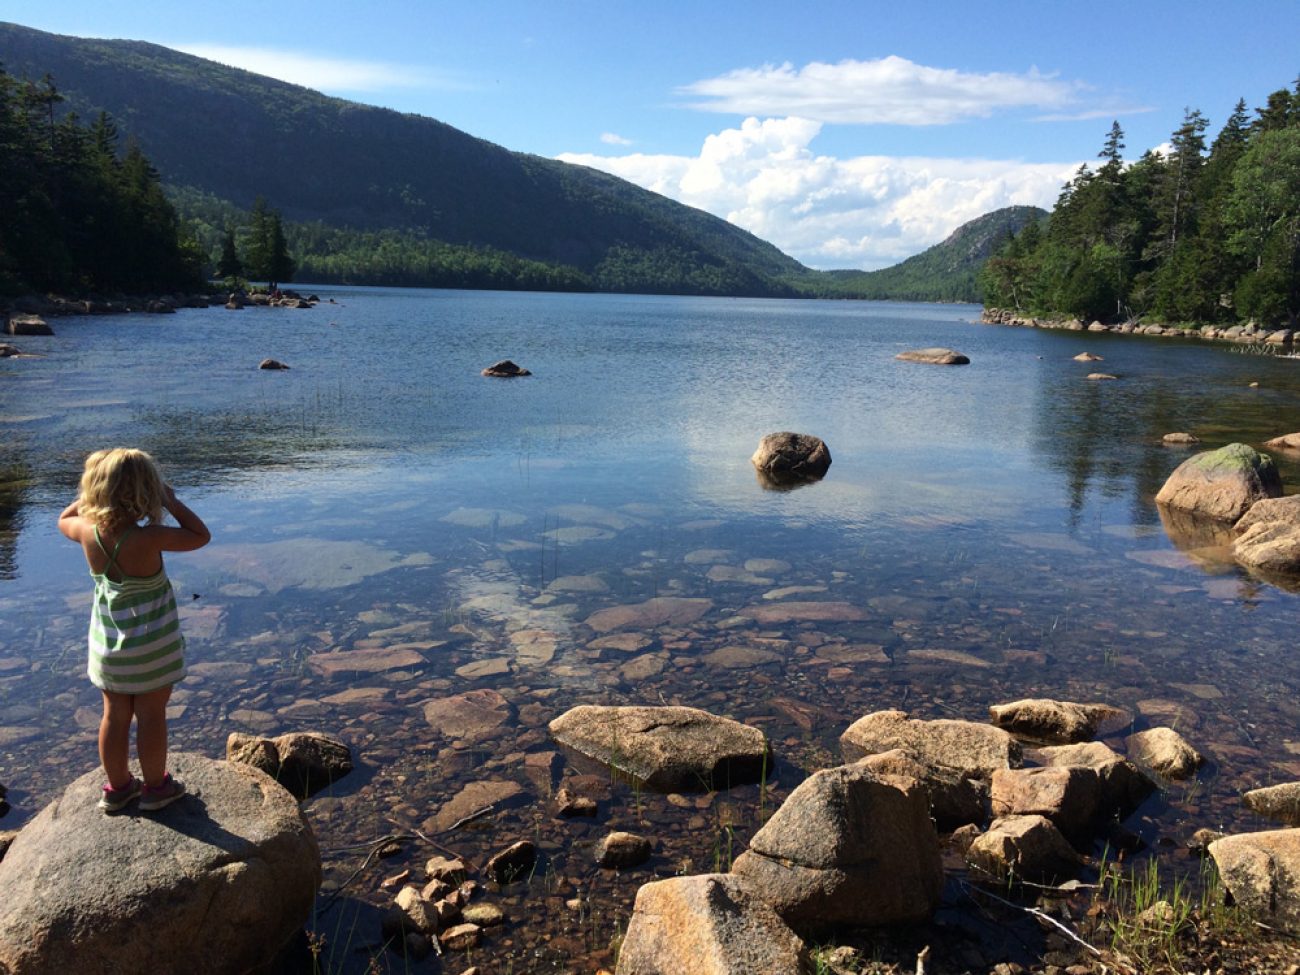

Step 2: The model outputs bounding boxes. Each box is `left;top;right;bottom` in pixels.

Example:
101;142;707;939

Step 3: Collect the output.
679;56;1088;126
600;132;634;146
173;44;465;93
559;117;1080;269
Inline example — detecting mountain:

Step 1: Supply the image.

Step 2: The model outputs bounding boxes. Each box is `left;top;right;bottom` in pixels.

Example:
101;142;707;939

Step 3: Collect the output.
0;22;807;296
812;206;1049;302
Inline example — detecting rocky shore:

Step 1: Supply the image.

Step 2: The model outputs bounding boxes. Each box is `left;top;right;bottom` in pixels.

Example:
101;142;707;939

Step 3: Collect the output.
981;307;1296;350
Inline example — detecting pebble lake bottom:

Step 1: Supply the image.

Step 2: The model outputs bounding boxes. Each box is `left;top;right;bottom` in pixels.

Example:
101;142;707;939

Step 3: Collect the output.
2;286;1299;971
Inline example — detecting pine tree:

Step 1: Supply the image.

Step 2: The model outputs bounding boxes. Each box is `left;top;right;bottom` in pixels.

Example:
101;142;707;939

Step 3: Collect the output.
216;227;242;279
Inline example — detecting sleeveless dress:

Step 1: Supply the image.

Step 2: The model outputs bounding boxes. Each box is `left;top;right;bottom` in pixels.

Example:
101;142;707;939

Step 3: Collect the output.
87;526;187;694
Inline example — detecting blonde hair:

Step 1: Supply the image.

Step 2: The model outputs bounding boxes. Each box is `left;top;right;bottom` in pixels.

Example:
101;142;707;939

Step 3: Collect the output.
78;448;165;529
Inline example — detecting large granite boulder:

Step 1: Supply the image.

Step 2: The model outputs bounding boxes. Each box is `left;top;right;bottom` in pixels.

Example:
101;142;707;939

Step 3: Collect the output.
1209;829;1300;931
549;705;770;792
839;709;1022;781
226;730;353;799
1233;495;1300;578
1154;443;1282;523
967;815;1081;885
854;748;986;830
615;874;809;975
730;763;942;930
1243;783;1300;826
988;698;1128;744
0;753;320;974
895;347;969;365
750;432;831;480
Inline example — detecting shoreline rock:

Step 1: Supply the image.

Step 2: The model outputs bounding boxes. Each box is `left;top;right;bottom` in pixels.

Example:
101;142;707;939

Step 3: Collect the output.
982;306;1297;349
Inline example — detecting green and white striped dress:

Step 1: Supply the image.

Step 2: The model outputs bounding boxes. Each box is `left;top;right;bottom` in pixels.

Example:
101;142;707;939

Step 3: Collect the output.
87;528;186;694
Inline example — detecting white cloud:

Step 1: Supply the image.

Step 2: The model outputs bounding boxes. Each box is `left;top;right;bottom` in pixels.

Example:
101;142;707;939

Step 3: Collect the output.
172;44;464;93
559;117;1080;269
679;56;1088;126
600;132;634;146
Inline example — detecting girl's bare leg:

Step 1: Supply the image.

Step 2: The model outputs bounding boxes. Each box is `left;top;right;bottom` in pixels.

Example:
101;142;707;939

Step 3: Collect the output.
133;685;173;788
99;690;135;788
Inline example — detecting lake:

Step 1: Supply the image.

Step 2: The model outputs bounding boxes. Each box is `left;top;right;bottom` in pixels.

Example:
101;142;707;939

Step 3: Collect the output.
2;287;1299;969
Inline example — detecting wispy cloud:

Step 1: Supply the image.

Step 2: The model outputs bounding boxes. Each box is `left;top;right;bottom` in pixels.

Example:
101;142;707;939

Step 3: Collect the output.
559;116;1079;269
679;56;1091;125
600;132;634;146
172;44;469;93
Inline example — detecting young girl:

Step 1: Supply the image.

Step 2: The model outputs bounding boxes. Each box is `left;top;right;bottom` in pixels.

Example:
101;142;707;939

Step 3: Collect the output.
58;448;211;813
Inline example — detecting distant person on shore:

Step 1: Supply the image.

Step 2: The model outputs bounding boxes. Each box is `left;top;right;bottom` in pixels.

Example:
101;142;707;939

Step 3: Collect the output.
58;448;211;813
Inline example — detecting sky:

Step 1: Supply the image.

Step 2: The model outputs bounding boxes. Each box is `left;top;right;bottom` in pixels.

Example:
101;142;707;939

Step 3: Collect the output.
5;1;1299;270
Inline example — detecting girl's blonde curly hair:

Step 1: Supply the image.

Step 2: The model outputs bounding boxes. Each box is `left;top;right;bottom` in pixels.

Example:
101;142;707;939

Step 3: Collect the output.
77;448;165;529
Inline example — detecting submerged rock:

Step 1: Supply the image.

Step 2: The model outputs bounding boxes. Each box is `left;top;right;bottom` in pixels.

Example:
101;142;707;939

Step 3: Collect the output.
1162;432;1200;445
0;753;320;974
595;831;652;869
1155;443;1282;523
258;357;290;370
616;874;809;975
549;705;769;792
730;762;942;929
1264;433;1300;450
839;709;1022;781
585;596;712;633
895;347;969;365
750;431;832;480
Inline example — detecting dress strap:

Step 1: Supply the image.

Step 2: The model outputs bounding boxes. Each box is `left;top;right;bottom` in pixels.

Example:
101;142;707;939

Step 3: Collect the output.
93;525;133;575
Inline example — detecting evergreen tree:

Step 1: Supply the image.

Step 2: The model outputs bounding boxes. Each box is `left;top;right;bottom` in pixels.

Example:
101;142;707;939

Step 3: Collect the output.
216;227;242;279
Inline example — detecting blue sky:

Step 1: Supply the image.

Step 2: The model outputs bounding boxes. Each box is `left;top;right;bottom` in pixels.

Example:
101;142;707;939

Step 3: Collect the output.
5;1;1298;269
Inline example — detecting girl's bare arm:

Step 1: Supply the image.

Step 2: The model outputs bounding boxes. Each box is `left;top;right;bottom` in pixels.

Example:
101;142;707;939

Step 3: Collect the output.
152;485;211;551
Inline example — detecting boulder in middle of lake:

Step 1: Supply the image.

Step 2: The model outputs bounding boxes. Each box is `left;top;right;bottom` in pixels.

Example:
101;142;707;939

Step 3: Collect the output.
750;431;831;480
482;359;531;377
1154;442;1282;523
895;347;969;365
549;704;770;792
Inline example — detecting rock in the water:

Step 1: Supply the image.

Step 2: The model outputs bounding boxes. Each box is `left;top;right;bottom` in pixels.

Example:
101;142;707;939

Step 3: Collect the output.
1086;372;1118;380
1126;727;1204;780
1154;443;1282;523
584;596;713;633
0;343;21;358
895;347;969;365
1034;741;1154;815
485;839;536;884
967;815;1081;885
615;874;809;975
481;359;531;378
549;705;769;792
1209;829;1300;931
5;314;52;336
1233;495;1300;577
1264;433;1300;450
854;749;986;830
1162;432;1200;445
226;730;353;798
1243;783;1300;826
989;767;1104;844
595;831;652;869
839;709;1022;781
1073;352;1104;361
730;762;942;929
259;358;290;370
750;432;832;480
988;698;1127;744
0;753;320;974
